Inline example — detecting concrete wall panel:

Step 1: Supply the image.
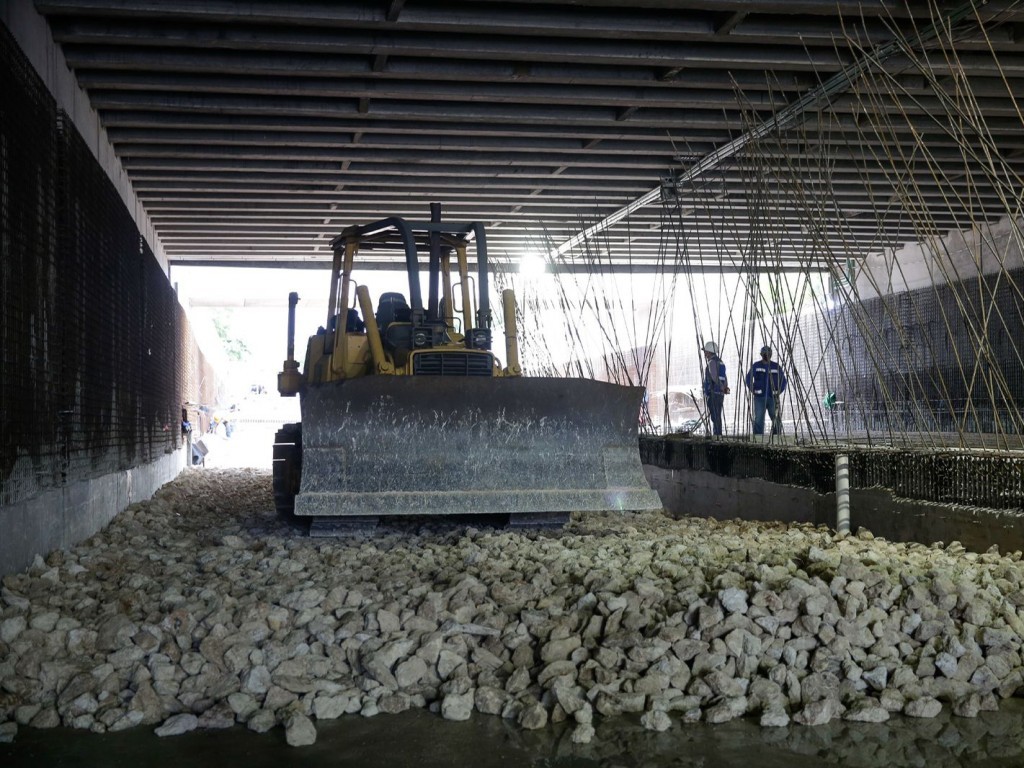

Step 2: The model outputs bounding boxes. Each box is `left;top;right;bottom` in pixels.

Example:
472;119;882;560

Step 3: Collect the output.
646;464;1024;555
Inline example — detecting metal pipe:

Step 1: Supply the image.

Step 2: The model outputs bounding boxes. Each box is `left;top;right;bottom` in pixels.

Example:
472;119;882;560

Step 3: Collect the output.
502;289;521;377
470;222;490;330
441;252;454;328
277;290;302;397
836;454;851;535
173;258;834;274
330;241;356;376
427;202;441;322
325;244;343;329
339;241;356;319
455;244;473;334
286;290;298;362
357;285;392;374
330;216;423;316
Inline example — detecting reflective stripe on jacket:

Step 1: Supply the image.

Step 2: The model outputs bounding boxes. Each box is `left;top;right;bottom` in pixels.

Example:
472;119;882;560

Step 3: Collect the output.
744;360;787;397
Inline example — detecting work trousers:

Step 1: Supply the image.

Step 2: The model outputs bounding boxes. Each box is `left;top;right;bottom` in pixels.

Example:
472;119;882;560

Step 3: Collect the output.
706;393;724;436
752;395;780;435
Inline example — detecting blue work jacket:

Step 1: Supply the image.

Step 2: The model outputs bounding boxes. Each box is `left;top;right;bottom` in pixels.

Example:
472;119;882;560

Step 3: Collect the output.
703;356;729;397
744;360;787;397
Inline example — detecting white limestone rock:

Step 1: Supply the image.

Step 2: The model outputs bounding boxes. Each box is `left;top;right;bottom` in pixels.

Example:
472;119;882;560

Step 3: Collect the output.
953;693;982;718
8;468;1024;745
760;709;790;727
718;588;748;614
862;665;888;692
95;615;137;652
285;713;317;747
30;708;60;729
843;700;890;723
794;698;844;726
440;691;474;721
0;617;26;644
474;686;510;716
641;710;672;732
518;701;548;730
14;705;40;725
197;703;235;729
154;713;198;737
704;696;747;724
394;656;429;688
572;723;595;744
108;710;145;733
540;635;581;663
29;612;60;632
904;696;943;718
240;666;272;696
246;709;276;734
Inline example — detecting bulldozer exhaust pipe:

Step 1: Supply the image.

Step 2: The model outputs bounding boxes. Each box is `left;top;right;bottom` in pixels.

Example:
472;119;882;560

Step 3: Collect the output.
277;291;302;397
286;291;298;361
502;289;521;377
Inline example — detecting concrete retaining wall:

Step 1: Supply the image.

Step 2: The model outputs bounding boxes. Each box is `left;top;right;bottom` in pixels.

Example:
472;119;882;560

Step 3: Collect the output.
0;449;186;576
645;464;1024;555
0;6;210;578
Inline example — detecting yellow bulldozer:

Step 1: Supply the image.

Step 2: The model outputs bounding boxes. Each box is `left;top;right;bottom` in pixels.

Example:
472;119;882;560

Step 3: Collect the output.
274;206;661;534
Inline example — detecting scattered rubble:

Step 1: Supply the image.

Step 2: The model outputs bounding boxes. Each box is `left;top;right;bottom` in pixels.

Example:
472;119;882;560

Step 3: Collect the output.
1;469;1024;748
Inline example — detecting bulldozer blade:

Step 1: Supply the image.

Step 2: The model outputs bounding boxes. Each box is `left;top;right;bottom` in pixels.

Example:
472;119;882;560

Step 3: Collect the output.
295;376;663;519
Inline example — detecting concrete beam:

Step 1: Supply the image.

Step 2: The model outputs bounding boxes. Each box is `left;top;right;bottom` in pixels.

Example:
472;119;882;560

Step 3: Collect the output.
47;17;845;70
855;214;1024;298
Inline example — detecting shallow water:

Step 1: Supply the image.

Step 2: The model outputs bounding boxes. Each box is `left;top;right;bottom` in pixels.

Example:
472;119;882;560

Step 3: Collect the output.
5;699;1024;768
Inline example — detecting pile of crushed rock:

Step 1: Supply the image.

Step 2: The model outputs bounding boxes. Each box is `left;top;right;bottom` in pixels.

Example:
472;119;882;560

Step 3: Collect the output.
2;468;1024;747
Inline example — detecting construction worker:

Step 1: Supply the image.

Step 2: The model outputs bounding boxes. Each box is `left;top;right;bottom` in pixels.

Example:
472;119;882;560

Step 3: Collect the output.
744;345;788;435
702;341;730;436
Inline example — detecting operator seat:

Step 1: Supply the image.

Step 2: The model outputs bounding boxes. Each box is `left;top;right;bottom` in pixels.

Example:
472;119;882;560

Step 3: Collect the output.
376;292;411;329
376;292;413;351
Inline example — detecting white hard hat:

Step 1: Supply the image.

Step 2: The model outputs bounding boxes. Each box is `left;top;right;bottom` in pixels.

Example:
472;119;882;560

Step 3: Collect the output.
703;341;718;355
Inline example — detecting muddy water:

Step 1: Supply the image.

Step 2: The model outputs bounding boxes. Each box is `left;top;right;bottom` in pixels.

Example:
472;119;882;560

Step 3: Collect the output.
5;700;1024;768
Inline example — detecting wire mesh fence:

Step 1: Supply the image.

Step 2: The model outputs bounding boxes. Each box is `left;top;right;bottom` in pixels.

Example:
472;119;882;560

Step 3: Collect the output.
642;436;1024;510
1;24;217;507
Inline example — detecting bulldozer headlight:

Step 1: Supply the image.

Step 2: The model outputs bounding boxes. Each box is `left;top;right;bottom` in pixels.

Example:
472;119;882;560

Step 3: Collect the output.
469;329;491;349
413;331;429;347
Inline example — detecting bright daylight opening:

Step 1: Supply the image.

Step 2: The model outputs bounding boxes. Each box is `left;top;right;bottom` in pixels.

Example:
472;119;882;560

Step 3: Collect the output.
518;252;547;278
172;265;410;470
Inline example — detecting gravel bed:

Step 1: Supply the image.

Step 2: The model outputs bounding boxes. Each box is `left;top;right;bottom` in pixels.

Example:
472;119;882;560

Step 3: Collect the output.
2;468;1024;747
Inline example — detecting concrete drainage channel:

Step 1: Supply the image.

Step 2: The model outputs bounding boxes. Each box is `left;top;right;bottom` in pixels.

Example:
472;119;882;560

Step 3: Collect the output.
3;469;1024;766
641;436;1024;554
